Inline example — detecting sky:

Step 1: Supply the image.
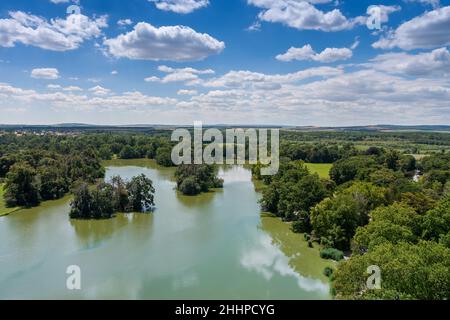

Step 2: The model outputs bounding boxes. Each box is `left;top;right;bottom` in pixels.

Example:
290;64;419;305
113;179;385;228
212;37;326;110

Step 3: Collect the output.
0;0;449;126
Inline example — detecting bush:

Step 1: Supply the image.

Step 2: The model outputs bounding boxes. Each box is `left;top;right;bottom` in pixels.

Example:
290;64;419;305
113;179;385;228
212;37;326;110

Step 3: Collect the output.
320;248;344;261
323;267;334;278
179;177;201;196
292;220;307;233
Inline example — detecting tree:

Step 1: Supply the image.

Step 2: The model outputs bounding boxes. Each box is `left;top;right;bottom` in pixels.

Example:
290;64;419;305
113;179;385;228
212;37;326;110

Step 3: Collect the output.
37;163;68;200
69;183;93;219
179;176;201;196
421;195;450;242
119;146;139;159
4;162;40;207
276;174;327;220
310;182;387;250
98;145;113;160
330;156;378;185
110;175;129;212
126;174;155;212
332;241;450;300
352;204;420;253
155;146;174;167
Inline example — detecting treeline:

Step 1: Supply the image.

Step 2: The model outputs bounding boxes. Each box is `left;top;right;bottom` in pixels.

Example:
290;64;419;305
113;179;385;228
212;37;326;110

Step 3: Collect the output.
70;175;155;219
281;130;450;147
280;142;357;163
0;132;175;168
255;147;450;299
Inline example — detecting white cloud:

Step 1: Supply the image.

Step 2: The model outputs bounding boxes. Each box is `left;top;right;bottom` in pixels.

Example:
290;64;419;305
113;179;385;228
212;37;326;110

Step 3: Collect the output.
63;85;83;91
88;85;110;96
403;0;440;8
276;44;352;63
0;83;177;115
247;0;362;32
47;84;83;91
368;47;450;77
145;65;215;83
31;68;60;79
117;19;133;26
111;70;118;75
149;0;209;14
368;5;401;24
202;66;343;89
2;63;449;125
103;22;225;61
177;89;198;95
246;21;261;32
373;6;450;50
0;11;108;51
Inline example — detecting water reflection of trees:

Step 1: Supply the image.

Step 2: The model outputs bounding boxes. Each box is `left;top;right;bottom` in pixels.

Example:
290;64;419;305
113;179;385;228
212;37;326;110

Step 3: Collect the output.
175;190;220;208
70;213;154;248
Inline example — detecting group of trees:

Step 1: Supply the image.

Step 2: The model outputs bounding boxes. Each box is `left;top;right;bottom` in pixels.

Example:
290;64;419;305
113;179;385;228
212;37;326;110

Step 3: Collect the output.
280;143;356;163
1;149;104;208
259;161;331;223
70;174;155;219
175;164;224;196
255;144;450;299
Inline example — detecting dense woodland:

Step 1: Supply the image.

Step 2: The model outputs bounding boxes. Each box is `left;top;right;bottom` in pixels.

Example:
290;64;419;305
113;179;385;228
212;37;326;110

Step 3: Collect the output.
1;129;450;299
255;145;450;299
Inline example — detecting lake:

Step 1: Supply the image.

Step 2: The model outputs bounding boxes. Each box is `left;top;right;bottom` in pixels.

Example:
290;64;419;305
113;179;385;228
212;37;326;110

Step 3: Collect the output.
0;159;331;299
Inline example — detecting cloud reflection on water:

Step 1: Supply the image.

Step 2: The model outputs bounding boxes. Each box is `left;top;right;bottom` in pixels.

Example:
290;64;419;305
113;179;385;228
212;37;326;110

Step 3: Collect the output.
241;233;329;294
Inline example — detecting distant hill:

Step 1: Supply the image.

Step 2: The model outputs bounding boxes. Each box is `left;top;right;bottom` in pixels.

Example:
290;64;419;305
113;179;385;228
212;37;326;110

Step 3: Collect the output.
0;124;449;132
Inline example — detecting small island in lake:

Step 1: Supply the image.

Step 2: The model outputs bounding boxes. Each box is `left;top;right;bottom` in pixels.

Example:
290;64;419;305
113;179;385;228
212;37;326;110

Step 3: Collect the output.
70;174;155;220
175;164;224;196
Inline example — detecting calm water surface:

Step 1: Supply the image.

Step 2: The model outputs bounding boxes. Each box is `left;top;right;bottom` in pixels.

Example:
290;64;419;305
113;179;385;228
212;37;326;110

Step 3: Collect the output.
0;160;331;299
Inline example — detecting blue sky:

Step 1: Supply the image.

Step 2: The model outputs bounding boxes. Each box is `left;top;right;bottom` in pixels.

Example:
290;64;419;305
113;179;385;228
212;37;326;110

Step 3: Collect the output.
0;0;449;125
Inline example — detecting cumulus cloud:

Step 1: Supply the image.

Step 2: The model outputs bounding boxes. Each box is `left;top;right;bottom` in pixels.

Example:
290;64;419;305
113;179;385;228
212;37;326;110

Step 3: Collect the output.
117;19;133;26
2;63;450;125
146;65;215;83
63;85;83;91
0;11;108;51
177;89;198;95
373;6;450;50
276;44;352;63
88;85;111;96
247;0;362;31
1;83;175;111
103;22;225;61
31;68;60;79
368;5;401;24
368;47;450;77
149;0;209;14
202;66;343;89
403;0;440;8
48;84;83;91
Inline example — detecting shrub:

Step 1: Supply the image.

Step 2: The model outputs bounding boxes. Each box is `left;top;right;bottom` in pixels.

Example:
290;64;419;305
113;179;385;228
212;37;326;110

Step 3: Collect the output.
323;267;334;278
320;248;344;261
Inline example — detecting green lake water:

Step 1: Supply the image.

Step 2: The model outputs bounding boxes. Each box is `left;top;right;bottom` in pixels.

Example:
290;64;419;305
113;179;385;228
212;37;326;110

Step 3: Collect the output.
0;159;331;299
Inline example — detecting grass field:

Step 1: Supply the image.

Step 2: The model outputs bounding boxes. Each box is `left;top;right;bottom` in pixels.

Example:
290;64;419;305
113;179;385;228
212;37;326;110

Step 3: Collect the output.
0;184;19;217
305;163;332;179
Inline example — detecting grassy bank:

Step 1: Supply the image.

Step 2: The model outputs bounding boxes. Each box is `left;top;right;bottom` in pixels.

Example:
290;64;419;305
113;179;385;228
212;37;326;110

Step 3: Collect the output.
0;184;20;217
305;163;332;179
261;213;335;282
